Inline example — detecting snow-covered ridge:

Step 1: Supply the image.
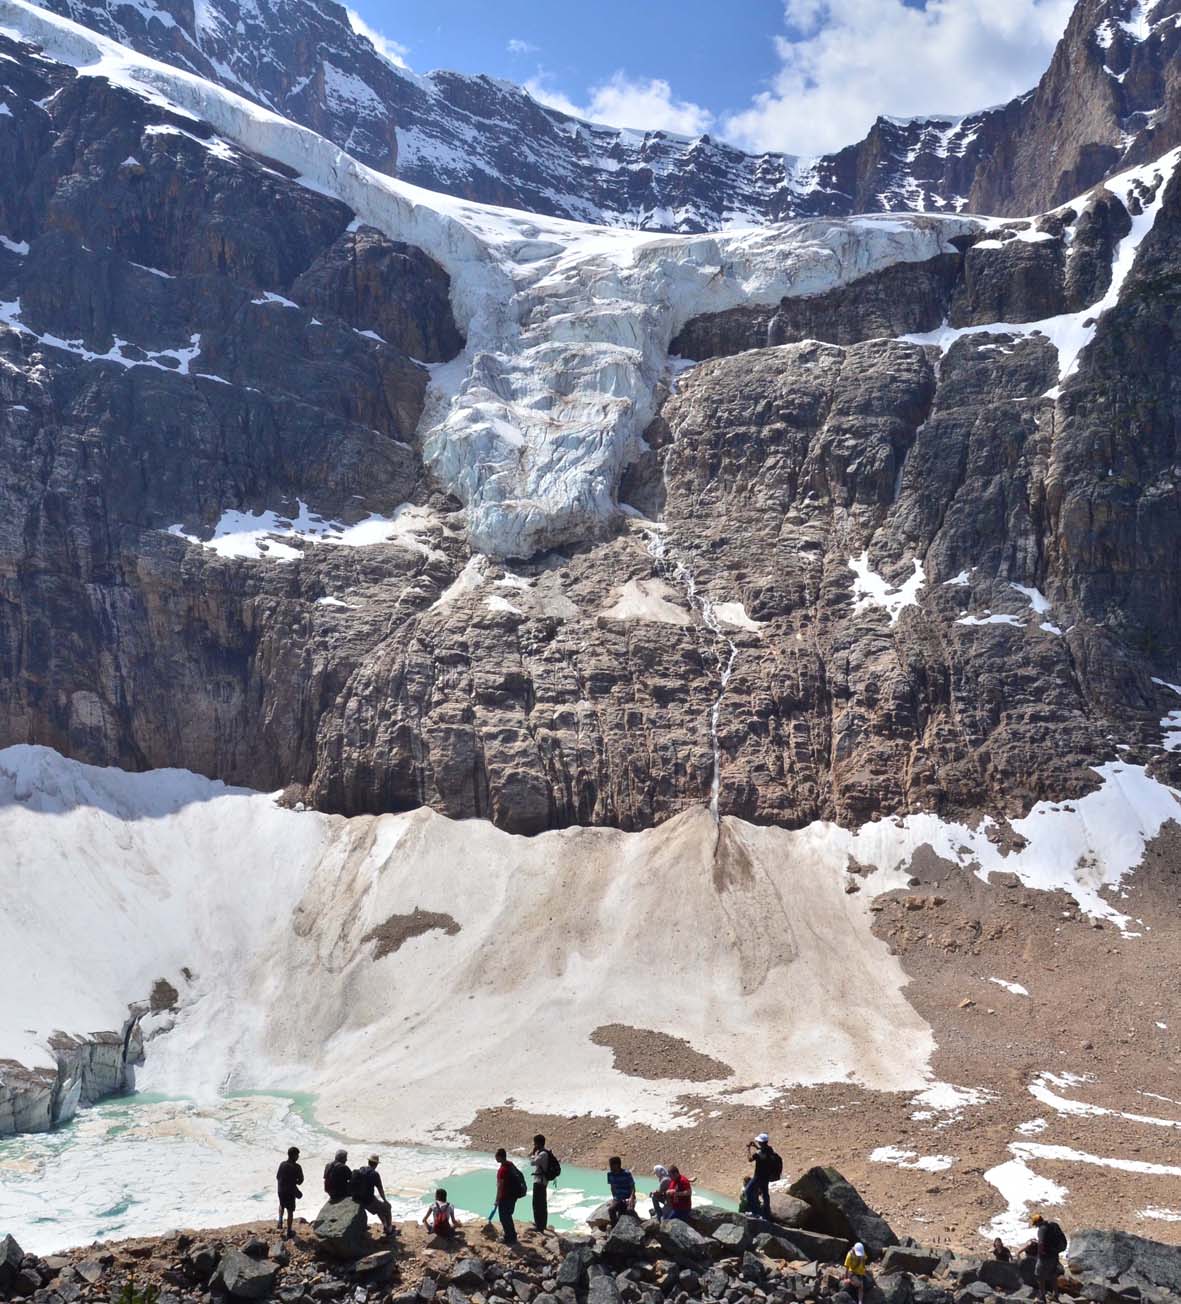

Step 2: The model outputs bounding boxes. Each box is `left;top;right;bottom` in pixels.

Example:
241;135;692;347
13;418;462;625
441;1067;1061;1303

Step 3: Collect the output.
0;0;979;559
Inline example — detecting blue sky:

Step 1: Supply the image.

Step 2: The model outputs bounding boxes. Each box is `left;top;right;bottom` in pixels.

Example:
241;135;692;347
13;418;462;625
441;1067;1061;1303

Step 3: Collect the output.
346;1;1076;155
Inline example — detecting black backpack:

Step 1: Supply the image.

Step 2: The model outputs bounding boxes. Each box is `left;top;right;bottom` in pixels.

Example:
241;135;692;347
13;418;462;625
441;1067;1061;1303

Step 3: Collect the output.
1043;1222;1067;1255
350;1166;377;1201
765;1148;784;1181
507;1161;528;1200
544;1149;562;1181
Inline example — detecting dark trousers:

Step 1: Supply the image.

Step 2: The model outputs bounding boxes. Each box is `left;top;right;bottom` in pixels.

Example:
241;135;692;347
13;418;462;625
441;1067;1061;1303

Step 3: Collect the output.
744;1176;771;1218
532;1181;548;1231
498;1197;518;1243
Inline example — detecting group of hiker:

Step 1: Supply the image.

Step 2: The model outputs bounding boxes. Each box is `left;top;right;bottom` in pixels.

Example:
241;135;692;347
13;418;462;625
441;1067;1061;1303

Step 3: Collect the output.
277;1135;1070;1303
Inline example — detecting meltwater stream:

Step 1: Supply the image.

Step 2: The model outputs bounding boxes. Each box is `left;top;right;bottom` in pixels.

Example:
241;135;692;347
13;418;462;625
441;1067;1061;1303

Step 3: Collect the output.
0;1093;733;1254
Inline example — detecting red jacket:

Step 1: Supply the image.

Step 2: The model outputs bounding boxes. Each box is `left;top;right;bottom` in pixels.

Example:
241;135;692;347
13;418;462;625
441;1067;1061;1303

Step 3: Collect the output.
668;1174;692;1211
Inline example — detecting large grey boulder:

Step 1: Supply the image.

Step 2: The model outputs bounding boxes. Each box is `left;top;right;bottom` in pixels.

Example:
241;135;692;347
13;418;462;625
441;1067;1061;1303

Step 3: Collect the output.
788;1167;898;1256
1066;1229;1181;1298
976;1258;1021;1292
602;1215;647;1261
214;1248;278;1300
880;1246;943;1277
768;1185;812;1228
447;1259;487;1290
756;1227;847;1264
655;1218;715;1263
587;1274;624;1304
312;1198;369;1260
710;1222;752;1256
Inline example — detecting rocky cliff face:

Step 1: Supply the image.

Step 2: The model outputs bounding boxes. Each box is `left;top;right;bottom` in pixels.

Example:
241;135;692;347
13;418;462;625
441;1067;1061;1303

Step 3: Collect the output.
29;0;1181;230
2;13;1180;840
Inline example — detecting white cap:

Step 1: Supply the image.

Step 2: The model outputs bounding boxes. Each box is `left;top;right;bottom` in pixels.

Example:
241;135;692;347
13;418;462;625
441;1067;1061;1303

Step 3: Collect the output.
755;1133;770;1144
854;1243;865;1257
653;1165;669;1177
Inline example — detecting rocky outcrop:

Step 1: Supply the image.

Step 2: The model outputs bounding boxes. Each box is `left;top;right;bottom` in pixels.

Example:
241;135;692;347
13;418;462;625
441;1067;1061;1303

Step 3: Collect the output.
28;0;1181;230
787;1167;898;1257
1066;1228;1181;1298
0;1007;144;1136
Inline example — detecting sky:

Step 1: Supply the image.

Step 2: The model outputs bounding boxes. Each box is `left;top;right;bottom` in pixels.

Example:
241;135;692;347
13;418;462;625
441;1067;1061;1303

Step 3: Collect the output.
346;0;1076;156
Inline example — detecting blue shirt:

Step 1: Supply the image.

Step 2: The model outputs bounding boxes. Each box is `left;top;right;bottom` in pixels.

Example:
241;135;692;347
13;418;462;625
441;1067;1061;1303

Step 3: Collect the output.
607;1169;635;1202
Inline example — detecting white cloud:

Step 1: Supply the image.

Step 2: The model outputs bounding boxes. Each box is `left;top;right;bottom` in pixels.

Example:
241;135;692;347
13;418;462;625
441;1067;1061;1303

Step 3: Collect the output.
527;71;714;136
507;38;539;56
723;0;1075;156
346;8;411;71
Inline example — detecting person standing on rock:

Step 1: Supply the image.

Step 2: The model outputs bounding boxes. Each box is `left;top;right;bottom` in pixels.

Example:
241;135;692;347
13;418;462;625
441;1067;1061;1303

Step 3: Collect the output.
323;1149;352;1201
275;1145;304;1239
1024;1212;1067;1302
606;1156;637;1225
494;1147;525;1245
530;1133;560;1233
351;1154;394;1237
743;1132;782;1219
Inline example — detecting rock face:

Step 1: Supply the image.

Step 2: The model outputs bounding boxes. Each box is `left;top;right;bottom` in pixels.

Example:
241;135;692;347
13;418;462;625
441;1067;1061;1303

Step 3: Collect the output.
2;21;1181;848
28;0;1181;230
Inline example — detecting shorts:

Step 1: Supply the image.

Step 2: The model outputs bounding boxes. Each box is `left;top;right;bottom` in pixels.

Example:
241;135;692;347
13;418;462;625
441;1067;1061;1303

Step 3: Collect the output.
278;1192;297;1211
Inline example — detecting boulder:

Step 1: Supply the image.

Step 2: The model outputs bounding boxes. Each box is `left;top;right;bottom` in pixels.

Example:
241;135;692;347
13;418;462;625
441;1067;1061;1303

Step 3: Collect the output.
183;1244;220;1282
976;1259;1021;1292
877;1272;916;1304
788;1167;897;1256
448;1259;488;1290
654;1219;715;1263
602;1216;647;1261
0;1235;23;1292
768;1186;813;1228
356;1250;396;1281
880;1247;943;1278
953;1285;993;1304
312;1198;369;1260
945;1258;983;1286
756;1227;847;1265
711;1222;753;1256
689;1205;744;1236
587;1274;624;1304
1066;1230;1181;1297
215;1248;278;1300
586;1204;613;1231
557;1246;597;1289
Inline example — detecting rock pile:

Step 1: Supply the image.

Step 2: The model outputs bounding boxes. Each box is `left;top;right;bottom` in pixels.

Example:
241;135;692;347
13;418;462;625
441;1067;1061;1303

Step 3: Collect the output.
3;1169;1179;1304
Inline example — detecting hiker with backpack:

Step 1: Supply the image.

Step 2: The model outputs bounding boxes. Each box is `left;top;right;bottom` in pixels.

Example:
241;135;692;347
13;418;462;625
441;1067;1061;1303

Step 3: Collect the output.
275;1145;304;1239
744;1132;782;1219
352;1154;394;1237
422;1188;460;1238
530;1133;561;1233
494;1147;528;1246
323;1149;352;1201
606;1156;637;1225
664;1165;693;1220
1023;1212;1067;1301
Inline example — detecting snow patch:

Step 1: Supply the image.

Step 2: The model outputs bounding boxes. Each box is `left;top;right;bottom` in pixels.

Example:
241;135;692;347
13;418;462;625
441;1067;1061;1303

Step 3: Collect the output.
870;1146;955;1172
849;553;925;624
602;578;691;626
988;977;1030;997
